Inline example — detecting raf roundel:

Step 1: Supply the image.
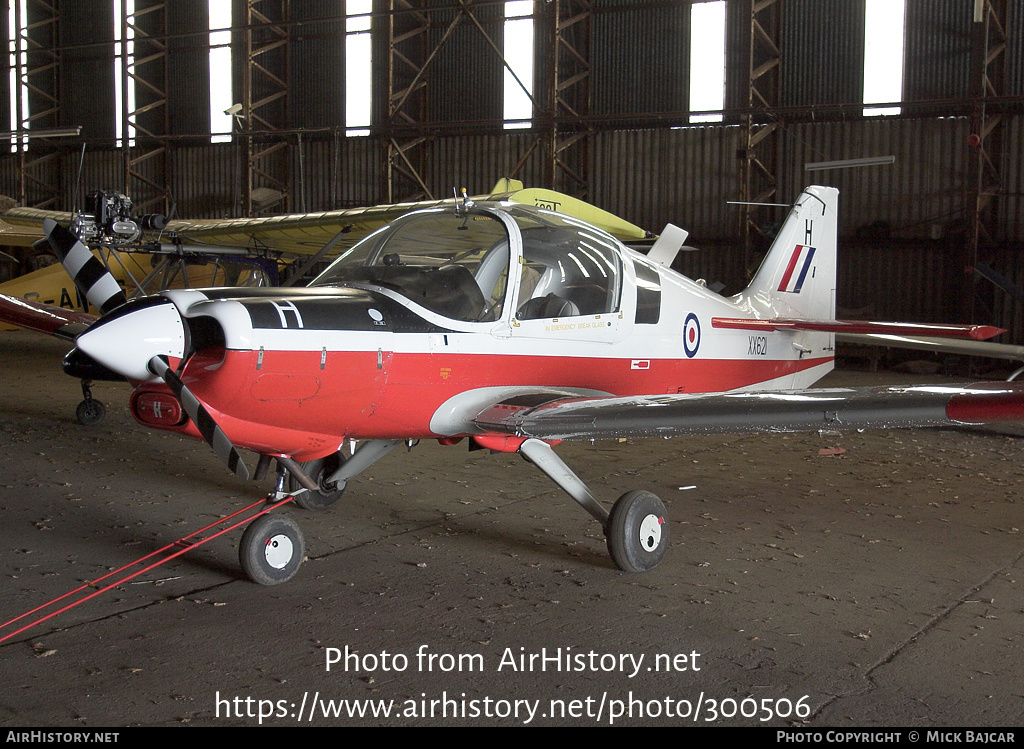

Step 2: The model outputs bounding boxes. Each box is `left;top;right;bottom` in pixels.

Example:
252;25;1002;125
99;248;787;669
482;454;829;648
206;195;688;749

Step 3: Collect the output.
682;313;701;358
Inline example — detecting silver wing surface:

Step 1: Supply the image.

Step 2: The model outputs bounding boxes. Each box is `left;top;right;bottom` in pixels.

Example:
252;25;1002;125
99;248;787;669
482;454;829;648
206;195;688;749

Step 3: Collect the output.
469;383;1024;441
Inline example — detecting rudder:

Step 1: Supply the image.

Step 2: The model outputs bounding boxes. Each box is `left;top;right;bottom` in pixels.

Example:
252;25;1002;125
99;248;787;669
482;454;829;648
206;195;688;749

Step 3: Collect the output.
740;185;838;321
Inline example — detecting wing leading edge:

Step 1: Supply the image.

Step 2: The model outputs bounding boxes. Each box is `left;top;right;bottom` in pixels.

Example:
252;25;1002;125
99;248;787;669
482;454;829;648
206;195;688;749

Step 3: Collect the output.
0;292;95;340
469;383;1024;442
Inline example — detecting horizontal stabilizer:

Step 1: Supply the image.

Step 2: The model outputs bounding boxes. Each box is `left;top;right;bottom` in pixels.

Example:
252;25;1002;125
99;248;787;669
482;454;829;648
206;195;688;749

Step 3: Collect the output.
712;317;1005;341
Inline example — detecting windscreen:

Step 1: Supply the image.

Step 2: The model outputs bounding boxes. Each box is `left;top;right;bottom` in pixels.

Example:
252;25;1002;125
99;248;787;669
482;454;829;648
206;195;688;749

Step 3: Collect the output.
312;209;511;322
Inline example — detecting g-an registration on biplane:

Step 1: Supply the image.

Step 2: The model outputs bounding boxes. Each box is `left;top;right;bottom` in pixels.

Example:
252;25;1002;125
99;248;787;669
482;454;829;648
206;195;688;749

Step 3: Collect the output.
2;183;1024;643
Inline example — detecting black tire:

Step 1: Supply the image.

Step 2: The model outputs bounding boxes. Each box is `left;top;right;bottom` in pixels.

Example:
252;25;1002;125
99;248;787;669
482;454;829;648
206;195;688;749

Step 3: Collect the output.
239;514;305;585
289;455;347;511
76;398;106;426
606;490;668;573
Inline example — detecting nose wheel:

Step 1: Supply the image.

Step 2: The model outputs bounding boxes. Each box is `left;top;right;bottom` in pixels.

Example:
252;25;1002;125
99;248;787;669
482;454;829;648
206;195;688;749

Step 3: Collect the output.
76;381;106;426
606;490;668;573
239;514;306;585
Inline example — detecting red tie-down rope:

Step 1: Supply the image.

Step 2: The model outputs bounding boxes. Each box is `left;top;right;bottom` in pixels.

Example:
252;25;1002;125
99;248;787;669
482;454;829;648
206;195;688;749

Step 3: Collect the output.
0;494;297;645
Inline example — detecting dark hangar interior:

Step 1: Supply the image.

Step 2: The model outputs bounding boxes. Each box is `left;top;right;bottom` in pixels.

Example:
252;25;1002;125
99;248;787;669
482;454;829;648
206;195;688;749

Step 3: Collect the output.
1;1;1022;728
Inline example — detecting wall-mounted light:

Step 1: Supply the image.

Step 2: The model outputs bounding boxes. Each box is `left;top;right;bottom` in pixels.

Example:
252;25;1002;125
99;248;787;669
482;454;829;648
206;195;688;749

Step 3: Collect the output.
0;126;82;139
805;156;895;172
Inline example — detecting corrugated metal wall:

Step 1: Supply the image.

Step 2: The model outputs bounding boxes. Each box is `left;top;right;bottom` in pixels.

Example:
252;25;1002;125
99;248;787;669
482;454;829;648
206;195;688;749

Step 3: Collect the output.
780;0;865;110
2;1;1023;340
169;0;214;136
1009;0;1024;97
592;0;689;118
61;2;116;144
904;0;973;102
426;0;504;125
291;1;345;129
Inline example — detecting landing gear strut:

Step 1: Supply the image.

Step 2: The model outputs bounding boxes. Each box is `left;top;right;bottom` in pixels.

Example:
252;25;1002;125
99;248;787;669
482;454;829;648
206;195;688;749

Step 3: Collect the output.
518;438;669;572
237;442;401;585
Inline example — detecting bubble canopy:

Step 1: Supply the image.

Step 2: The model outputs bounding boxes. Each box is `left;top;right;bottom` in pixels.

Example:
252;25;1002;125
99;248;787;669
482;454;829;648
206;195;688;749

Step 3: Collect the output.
311;204;624;324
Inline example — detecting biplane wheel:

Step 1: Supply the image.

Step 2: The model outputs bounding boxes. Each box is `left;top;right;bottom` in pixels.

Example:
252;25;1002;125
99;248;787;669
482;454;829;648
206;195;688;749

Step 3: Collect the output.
239;514;305;585
606;490;668;573
75;398;106;426
290;455;347;511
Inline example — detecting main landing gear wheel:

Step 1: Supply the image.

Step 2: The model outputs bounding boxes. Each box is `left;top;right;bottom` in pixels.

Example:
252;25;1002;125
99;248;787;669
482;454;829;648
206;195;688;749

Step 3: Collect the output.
239;514;306;585
606;490;668;573
289;455;346;511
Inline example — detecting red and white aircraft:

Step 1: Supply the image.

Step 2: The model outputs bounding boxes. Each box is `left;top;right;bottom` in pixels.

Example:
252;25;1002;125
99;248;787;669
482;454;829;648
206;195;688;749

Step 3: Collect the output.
6;185;1024;584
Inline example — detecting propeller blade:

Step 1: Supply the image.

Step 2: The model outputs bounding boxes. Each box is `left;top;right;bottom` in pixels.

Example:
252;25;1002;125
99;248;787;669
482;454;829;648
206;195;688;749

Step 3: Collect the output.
42;218;128;315
147;356;250;481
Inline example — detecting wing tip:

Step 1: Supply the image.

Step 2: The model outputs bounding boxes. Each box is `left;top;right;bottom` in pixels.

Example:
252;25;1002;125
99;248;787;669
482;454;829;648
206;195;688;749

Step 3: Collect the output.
946;388;1024;424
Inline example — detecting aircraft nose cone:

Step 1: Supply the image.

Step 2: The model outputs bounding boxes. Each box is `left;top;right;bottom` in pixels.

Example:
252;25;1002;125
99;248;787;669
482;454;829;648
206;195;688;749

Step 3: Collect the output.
75;298;187;382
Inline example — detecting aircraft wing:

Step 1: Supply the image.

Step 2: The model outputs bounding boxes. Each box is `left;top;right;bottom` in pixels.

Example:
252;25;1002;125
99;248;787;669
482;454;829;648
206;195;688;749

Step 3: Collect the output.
468;382;1024;442
0;184;649;258
0;291;95;340
0;216;47;247
0;202;435;257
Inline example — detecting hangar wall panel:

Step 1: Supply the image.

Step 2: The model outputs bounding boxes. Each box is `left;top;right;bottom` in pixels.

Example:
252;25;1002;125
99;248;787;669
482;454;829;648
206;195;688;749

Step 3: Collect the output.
61;1;116;144
780;0;865;110
592;0;689;119
1009;1;1024;97
590;125;739;242
781;117;971;241
425;1;503;126
904;0;973;103
290;1;345;130
169;0;215;137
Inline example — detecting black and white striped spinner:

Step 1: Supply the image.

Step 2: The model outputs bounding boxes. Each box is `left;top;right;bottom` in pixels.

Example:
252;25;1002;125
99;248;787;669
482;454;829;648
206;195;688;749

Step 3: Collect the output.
148;356;251;481
43;219;128;315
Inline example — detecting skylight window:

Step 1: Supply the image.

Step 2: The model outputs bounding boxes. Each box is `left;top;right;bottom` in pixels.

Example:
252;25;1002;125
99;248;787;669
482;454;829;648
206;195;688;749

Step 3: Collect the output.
8;0;28;152
113;0;136;147
209;1;233;143
503;1;534;129
689;0;726;124
863;0;906;116
346;0;373;136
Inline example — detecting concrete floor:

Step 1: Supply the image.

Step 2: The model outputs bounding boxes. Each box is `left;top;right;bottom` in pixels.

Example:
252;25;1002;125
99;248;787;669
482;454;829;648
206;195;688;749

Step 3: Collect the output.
1;330;1022;727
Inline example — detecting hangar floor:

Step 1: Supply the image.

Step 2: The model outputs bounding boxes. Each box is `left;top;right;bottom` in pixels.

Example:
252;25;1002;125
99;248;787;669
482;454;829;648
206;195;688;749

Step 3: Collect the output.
1;330;1022;727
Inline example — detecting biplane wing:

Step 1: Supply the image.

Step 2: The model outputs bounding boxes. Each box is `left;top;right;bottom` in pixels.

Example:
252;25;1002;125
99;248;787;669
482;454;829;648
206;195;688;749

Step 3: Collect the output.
0;181;649;257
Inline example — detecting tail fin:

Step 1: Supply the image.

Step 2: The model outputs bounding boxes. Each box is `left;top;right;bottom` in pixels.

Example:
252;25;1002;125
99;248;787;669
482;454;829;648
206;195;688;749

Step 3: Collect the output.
740;185;837;321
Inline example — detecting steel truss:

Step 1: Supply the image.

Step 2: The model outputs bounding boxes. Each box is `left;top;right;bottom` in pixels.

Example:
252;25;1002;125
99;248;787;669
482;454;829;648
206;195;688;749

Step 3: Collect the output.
116;0;169;215
243;0;291;215
542;0;592;199
737;0;782;267
967;0;1007;323
10;0;62;209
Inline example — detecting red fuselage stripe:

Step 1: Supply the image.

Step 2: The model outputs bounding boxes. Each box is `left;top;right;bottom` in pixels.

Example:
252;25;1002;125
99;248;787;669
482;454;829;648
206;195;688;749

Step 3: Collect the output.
135;349;833;460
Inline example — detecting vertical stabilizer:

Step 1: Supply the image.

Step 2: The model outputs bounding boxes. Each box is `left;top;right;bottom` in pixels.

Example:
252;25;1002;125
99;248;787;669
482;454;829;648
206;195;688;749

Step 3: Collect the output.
739;185;838;321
